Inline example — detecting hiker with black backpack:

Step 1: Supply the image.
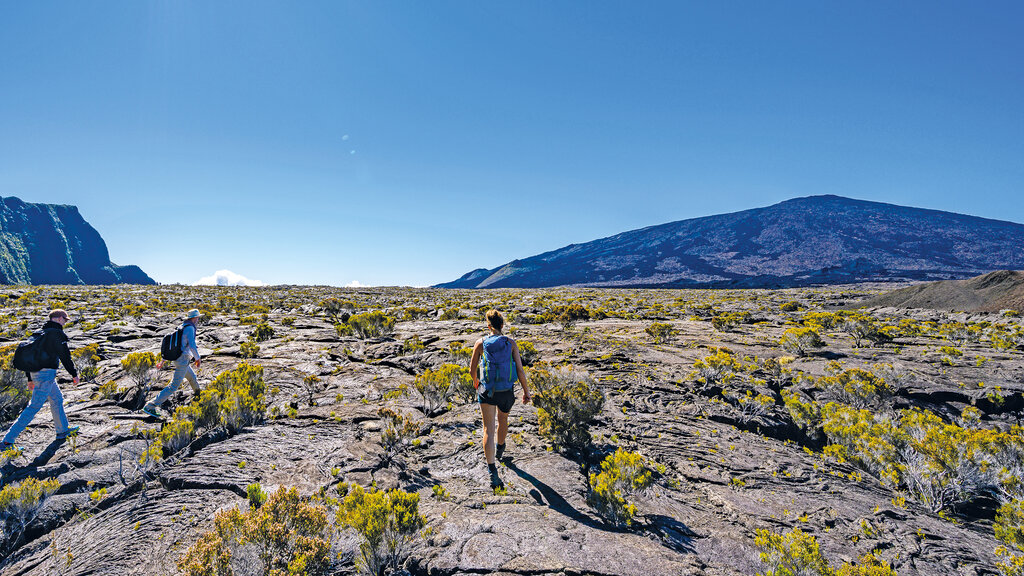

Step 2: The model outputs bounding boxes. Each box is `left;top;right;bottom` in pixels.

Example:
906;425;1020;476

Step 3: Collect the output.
470;309;531;489
2;309;80;449
142;309;202;418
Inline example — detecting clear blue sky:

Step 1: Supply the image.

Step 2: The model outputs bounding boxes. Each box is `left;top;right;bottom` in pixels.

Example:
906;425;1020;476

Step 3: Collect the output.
1;2;1022;286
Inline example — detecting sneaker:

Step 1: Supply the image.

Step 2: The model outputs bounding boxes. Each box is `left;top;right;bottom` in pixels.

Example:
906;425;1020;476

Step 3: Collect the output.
142;404;161;418
56;426;80;440
496;443;506;461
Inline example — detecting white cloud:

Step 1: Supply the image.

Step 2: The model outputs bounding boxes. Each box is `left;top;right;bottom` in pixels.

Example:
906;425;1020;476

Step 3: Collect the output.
194;270;266;287
345;280;366;288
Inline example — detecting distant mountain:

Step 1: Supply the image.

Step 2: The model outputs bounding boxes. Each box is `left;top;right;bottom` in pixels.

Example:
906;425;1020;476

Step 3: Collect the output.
0;196;154;285
437;195;1024;289
860;270;1024;313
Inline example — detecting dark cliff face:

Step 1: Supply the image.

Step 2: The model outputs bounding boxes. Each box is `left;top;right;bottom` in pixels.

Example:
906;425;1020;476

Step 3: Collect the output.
0;196;155;285
437;195;1024;289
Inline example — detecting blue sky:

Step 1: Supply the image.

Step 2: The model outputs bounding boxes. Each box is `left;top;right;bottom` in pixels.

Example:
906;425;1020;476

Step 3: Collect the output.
1;2;1022;286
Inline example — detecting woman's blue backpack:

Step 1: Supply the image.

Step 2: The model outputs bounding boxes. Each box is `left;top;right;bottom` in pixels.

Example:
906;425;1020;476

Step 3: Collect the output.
479;335;518;394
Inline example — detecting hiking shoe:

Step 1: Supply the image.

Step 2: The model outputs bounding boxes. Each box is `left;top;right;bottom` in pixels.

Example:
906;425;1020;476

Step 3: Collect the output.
56;426;80;440
142;404;161;418
488;465;504;490
496;443;506;461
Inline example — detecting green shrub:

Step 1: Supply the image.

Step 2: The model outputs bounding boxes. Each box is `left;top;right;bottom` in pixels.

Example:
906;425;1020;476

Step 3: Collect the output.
213;363;268;432
516;340;539;366
712;312;749;332
379;406;418;458
240;339;260;359
337;484;426;576
645;322;676;344
0;350;31;421
252;322;275;343
531;366;605;453
780;327;825;357
780;301;801;312
0;476;60;549
587;449;653;526
302;373;322;407
348;311;395;339
402;336;425;355
412;364;472;414
178;486;331;576
557;303;590;329
246;482;268;509
754;528;831;576
121;351;158;387
692;349;741;388
815;362;892;409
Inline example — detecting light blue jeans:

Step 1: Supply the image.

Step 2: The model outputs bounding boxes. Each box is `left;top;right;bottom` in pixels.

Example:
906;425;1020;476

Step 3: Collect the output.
3;369;69;443
151;355;199;407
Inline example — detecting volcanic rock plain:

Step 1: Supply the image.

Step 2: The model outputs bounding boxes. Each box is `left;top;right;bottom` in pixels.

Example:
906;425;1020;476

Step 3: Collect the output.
1;284;1023;575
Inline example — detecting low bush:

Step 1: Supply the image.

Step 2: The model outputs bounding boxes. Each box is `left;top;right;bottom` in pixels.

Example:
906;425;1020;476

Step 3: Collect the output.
531;366;605;453
178;486;331;576
557;303;590;330
755;527;897;576
337;483;426;576
240;339;260;359
754;527;831;576
815;362;892;409
0;477;60;551
693;349;741;388
121;351;158;388
379;406;418;459
0;349;30;421
645;322;676;344
412;364;472;414
587;448;653;526
348;311;395;339
516;340;539;366
302;373;322;407
780;328;825;357
251;322;275;343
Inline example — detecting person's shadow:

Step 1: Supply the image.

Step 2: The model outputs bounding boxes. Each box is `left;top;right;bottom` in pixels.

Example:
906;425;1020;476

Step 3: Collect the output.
31;437;66;467
504;457;697;552
503;457;626;533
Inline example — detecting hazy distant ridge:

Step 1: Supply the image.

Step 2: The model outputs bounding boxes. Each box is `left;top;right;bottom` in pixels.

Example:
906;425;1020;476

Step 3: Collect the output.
438;195;1024;289
0;196;154;285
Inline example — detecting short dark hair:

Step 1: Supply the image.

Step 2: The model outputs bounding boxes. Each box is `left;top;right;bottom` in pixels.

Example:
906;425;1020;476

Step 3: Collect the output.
49;309;69;321
486;309;504;331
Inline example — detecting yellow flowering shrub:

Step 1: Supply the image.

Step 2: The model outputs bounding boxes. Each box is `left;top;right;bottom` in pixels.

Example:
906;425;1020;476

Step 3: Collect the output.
337;484;425;576
531;366;605;453
178;486;331;576
587;448;653;526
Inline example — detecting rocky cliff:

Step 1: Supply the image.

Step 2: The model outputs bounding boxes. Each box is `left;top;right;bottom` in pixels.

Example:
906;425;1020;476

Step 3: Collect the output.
0;196;153;285
439;195;1024;289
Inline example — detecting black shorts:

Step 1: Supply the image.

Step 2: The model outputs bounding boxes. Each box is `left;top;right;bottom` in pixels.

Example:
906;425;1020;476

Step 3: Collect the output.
478;389;516;413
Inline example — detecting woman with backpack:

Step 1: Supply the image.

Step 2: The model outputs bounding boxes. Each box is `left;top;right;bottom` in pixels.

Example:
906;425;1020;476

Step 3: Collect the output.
469;309;531;489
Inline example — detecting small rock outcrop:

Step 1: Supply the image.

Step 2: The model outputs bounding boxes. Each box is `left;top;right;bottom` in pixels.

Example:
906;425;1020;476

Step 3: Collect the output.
860;269;1024;312
0;196;154;285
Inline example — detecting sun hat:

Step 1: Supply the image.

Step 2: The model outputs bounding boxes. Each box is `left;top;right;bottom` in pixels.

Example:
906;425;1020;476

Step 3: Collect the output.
184;309;201;320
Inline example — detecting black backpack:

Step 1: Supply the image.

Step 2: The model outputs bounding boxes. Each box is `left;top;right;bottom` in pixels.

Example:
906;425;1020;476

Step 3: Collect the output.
13;330;55;372
161;326;186;361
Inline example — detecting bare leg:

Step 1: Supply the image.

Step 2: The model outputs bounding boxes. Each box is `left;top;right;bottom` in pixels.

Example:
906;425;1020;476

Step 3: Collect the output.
481;402;497;465
497;410;510;445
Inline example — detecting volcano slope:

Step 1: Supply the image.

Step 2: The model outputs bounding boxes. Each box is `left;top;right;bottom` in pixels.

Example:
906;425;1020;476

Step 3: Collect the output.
0;284;1022;575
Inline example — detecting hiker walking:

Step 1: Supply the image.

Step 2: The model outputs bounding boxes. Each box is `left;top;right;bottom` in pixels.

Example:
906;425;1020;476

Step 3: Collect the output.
2;310;80;449
470;309;531;489
143;309;202;418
